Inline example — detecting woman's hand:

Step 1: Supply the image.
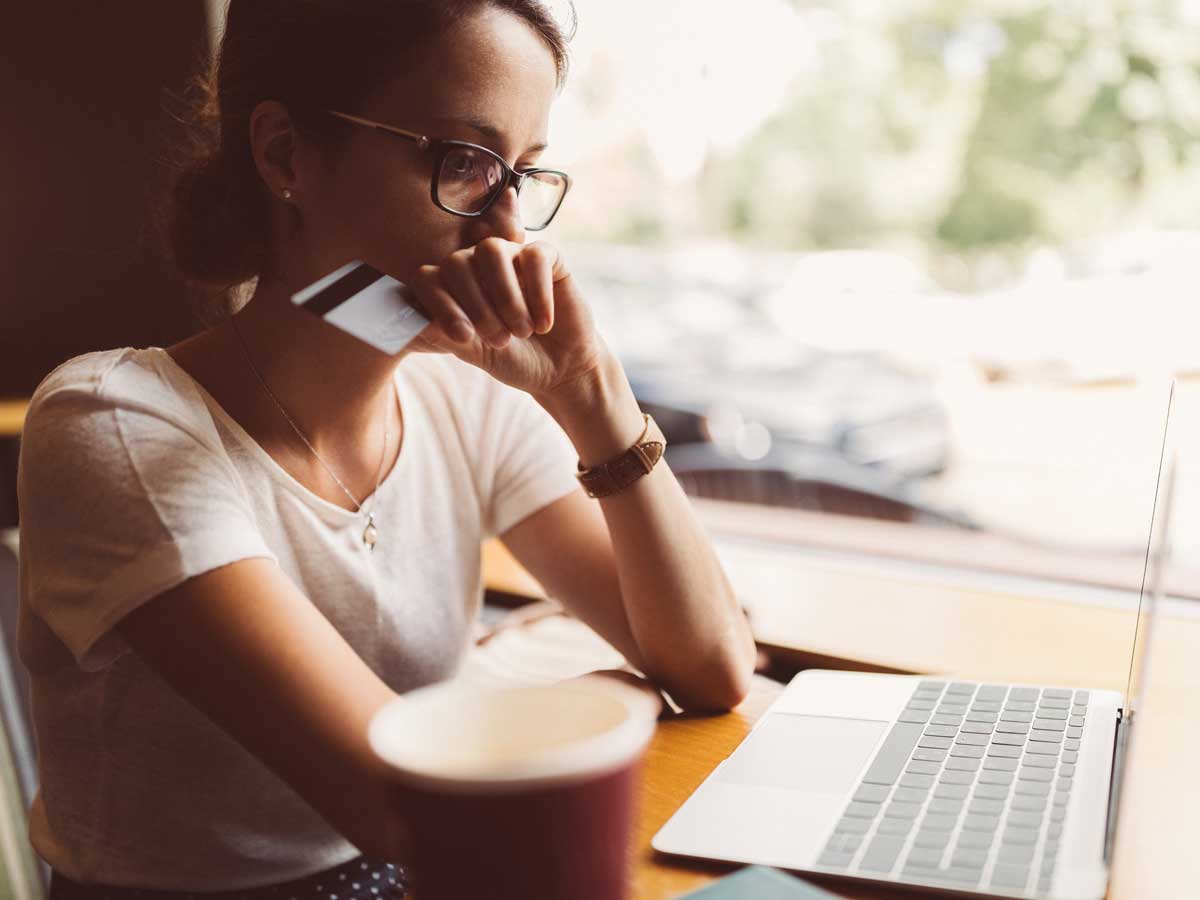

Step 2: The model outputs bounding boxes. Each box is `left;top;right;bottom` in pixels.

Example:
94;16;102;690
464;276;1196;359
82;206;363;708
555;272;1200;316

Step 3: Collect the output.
404;237;608;402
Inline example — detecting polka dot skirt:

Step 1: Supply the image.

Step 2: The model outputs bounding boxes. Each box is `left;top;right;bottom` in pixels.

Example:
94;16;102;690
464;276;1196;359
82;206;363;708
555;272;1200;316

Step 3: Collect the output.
49;856;411;900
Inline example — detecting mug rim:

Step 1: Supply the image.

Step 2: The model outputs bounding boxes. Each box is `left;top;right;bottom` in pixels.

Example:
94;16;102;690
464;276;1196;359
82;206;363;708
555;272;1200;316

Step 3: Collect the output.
367;675;661;795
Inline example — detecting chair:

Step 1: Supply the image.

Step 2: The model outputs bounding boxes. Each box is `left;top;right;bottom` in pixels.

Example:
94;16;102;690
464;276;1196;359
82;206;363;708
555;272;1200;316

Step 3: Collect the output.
0;535;48;898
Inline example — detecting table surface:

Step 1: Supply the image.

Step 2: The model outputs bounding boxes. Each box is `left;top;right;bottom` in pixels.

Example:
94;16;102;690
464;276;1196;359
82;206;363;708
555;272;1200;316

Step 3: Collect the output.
483;504;1200;900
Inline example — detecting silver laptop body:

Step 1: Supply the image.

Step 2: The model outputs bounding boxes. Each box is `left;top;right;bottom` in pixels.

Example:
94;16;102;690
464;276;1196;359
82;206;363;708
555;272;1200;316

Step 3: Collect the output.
652;384;1178;900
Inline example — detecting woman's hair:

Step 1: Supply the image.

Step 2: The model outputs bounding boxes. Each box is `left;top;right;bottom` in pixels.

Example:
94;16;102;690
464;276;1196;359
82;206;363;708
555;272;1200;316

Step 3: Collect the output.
153;0;575;320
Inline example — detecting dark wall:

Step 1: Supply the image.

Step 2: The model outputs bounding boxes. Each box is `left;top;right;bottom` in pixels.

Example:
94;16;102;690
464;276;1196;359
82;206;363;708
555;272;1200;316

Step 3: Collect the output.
1;1;211;397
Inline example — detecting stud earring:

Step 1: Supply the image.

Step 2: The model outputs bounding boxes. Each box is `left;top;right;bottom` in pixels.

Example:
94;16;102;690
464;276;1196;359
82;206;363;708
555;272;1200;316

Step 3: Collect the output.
281;188;293;200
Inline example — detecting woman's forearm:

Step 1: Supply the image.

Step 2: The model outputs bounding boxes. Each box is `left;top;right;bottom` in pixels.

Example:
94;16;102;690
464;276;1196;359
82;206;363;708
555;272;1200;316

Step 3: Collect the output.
537;352;758;712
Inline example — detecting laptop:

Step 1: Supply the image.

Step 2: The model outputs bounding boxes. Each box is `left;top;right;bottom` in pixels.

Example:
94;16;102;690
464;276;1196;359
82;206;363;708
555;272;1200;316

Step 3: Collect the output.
652;383;1180;900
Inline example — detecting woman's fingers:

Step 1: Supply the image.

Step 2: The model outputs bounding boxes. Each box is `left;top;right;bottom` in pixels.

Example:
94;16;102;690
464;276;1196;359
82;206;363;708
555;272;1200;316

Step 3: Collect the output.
410;266;475;344
516;243;556;334
472;238;533;340
442;251;511;348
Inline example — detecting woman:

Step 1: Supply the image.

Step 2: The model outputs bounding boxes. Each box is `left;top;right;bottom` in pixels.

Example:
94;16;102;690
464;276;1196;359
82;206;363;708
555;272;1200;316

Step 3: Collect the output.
16;0;757;896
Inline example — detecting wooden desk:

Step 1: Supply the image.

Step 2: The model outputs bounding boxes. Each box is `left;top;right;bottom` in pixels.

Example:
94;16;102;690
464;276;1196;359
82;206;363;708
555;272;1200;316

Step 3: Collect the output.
482;507;1200;900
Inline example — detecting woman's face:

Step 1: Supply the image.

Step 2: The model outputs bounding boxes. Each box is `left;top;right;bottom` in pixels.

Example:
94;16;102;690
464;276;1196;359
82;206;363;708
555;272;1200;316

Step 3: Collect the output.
293;7;560;285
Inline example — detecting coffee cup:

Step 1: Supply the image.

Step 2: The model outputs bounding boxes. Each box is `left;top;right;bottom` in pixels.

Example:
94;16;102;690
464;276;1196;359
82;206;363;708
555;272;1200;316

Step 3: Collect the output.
368;674;661;900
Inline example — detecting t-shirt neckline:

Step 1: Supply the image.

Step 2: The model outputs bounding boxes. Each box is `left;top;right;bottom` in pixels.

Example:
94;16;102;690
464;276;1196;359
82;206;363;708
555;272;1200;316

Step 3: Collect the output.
149;346;411;520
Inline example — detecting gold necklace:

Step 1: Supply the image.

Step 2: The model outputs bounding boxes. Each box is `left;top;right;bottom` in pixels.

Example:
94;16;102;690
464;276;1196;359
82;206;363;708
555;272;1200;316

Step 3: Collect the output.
230;316;391;550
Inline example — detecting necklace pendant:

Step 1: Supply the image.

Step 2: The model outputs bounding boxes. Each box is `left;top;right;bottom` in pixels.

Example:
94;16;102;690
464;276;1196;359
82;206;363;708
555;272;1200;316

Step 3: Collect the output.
362;513;378;550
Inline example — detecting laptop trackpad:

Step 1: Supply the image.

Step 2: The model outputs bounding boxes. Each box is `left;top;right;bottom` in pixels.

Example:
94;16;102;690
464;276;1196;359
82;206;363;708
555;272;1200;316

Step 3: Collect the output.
714;713;888;793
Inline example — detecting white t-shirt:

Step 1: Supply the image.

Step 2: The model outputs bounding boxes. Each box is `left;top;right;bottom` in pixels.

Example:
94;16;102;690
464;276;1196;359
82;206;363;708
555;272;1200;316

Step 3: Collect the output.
15;346;580;890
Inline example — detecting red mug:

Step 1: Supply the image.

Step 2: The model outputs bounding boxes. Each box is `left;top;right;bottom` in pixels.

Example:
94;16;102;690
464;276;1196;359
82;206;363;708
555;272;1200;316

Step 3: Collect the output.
368;675;661;900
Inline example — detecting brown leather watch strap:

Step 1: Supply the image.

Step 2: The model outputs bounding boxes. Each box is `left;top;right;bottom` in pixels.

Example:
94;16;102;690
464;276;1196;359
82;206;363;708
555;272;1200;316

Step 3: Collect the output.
575;414;666;499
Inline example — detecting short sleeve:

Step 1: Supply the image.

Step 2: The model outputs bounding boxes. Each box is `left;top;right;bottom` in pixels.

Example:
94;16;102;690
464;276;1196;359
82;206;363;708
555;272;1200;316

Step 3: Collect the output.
478;380;581;539
17;367;276;672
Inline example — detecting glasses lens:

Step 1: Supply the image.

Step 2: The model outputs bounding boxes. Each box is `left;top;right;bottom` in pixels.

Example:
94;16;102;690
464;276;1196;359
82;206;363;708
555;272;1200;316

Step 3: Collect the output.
437;145;506;214
518;171;568;229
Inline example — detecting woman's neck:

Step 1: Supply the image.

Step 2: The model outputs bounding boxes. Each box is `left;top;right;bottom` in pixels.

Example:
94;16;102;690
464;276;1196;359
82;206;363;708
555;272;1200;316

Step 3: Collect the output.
167;273;406;503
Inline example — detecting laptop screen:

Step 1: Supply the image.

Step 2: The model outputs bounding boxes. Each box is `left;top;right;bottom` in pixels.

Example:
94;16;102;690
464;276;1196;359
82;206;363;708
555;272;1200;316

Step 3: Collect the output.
1122;381;1177;722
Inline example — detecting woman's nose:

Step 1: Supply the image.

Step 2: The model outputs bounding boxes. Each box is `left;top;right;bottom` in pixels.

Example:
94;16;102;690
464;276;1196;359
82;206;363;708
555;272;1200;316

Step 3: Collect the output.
479;185;525;244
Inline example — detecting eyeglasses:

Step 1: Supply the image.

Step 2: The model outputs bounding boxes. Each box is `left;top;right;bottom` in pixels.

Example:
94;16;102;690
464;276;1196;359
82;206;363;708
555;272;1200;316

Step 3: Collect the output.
326;110;571;231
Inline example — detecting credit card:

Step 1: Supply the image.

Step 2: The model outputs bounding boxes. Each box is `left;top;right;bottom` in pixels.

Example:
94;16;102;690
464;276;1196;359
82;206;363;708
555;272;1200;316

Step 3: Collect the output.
290;261;430;354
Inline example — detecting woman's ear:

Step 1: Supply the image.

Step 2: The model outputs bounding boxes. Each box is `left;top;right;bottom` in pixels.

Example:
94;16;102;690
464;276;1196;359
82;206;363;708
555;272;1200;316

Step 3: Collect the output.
249;99;299;200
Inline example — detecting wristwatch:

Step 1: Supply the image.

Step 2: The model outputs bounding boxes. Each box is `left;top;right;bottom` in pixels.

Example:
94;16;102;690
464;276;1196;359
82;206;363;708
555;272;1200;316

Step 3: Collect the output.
576;413;667;499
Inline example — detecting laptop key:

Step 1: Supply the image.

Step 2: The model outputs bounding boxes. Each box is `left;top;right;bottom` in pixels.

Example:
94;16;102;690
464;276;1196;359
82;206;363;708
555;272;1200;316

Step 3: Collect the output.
817;849;854;867
961;722;994;734
912;830;951;849
893;787;927;803
854;784;890;803
861;722;925;785
930;714;963;726
988;744;1022;758
997;844;1035;864
973;784;1009;800
1002;826;1039;844
995;721;1030;734
907;699;935;710
982;756;1018;771
900;773;935;789
940;770;974;785
1060;763;1076;777
951;848;989;868
947;682;976;695
919;680;946;691
950;744;984;759
1074;690;1090;704
920;814;958;831
945;757;981;772
912;748;947;762
934;783;969;799
1026;742;1059;755
970;701;1002;712
1004;700;1036;711
956;733;989;746
1030;729;1064;743
860;835;905;872
962;814;1000;832
1071;705;1088;716
924;724;957;737
884;802;921;820
1066;726;1084;738
1000;710;1033;723
844;801;882;819
1007;811;1044;828
1036;708;1069;720
1011;794;1046;812
991;863;1030;888
906;760;940;775
976;685;1007;701
898;710;930;724
1032;718;1066;731
1009;688;1039;701
918;736;953;750
978;770;1013;785
1064;738;1081;751
825;832;862;853
1039;698;1071;709
1023;755;1056;769
956;831;994;849
1068;714;1086;727
904;847;943;867
1019;767;1054;782
1014;780;1050;797
1043;688;1072;699
992;733;1026;746
967;798;1003;815
877;818;914;836
966;710;998;722
834;816;871;834
928;798;963;815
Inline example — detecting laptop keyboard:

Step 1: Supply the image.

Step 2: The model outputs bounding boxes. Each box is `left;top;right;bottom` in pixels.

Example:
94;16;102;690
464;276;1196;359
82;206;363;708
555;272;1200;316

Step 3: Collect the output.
816;681;1090;896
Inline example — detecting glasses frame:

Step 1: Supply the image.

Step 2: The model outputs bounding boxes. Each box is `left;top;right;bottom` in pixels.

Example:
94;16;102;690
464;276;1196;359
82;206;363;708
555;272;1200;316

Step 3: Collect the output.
326;109;571;230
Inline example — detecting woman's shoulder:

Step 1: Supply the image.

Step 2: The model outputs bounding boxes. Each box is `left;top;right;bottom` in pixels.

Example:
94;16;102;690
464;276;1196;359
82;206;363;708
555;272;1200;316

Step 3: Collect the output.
26;347;216;445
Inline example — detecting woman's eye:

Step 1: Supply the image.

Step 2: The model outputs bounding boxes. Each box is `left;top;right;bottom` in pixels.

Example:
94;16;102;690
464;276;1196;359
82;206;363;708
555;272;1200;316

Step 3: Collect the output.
446;154;476;177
